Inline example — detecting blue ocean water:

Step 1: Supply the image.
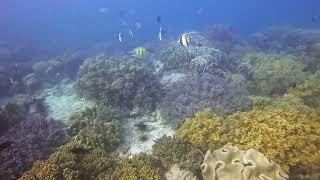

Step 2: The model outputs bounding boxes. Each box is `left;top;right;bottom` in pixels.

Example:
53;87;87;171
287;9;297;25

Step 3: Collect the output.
1;0;319;49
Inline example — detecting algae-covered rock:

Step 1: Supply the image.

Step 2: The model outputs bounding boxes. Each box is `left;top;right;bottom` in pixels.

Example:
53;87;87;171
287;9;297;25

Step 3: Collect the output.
201;146;288;180
76;56;161;113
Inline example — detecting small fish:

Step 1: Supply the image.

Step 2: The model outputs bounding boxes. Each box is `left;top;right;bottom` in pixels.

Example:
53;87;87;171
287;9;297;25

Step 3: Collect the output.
98;7;109;14
132;47;149;58
118;32;123;43
159;27;163;41
128;29;134;38
0;141;13;151
156;15;162;24
135;21;142;30
273;60;285;71
178;33;190;47
69;147;90;154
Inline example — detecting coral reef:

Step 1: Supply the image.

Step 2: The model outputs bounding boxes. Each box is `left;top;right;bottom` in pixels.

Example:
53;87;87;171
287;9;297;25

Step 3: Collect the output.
288;76;320;112
159;44;242;76
109;154;162;180
152;135;204;176
20;142;116;180
159;73;252;128
76;56;161;113
67;106;122;152
241;52;308;95
177;105;320;176
0;103;27;134
201;145;288;180
165;164;197;180
205;24;237;53
1;113;69;179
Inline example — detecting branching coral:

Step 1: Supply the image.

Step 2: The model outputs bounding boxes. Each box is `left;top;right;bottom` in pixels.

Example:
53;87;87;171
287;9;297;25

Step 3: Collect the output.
76;56;161;113
67;106;122;152
109;154;162;180
20;142;116;180
177;105;320;177
159;44;242;76
201;145;288;180
0;103;27;134
152;135;204;176
241;52;308;96
159;73;252;128
1;113;69;179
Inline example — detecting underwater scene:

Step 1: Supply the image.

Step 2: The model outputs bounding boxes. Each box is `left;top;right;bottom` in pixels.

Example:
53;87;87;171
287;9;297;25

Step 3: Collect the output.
1;0;320;179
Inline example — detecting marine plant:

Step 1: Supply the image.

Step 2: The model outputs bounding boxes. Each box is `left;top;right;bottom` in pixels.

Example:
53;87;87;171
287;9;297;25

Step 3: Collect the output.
76;56;161;113
152;135;204;177
1;113;69;179
159;73;252;129
241;52;308;96
177;105;320;176
109;153;162;180
20;142;116;180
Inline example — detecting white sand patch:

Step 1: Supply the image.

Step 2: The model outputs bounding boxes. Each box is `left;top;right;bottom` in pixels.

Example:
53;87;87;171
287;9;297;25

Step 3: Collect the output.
43;80;95;121
122;110;175;155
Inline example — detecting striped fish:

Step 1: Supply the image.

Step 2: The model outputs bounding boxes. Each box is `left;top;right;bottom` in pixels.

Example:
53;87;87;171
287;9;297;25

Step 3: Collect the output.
132;47;149;58
178;33;190;47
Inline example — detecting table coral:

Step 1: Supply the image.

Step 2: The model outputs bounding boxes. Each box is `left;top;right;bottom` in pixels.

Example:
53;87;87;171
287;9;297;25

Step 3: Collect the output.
201;145;288;180
177;105;320;177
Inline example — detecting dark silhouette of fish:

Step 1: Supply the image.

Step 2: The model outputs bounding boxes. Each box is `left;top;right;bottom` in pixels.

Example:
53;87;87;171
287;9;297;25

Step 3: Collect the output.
156;15;162;24
0;141;13;151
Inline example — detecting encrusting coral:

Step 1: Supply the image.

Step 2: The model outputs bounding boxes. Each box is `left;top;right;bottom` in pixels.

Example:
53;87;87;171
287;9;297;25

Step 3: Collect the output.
177;104;320;177
201;145;288;180
76;56;161;113
241;52;308;96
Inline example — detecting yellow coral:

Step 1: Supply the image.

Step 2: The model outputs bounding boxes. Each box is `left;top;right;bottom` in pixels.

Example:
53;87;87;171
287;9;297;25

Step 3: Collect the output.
177;105;320;176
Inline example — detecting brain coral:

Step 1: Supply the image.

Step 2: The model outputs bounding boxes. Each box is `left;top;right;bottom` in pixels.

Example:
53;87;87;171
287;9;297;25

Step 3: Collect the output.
177;106;320;176
76;56;161;113
159;73;252;129
201;145;288;180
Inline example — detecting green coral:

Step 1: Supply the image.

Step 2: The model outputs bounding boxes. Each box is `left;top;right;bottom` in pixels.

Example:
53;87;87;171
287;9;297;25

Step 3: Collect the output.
108;154;162;180
152;135;204;176
76;57;161;113
0;103;27;134
67;106;122;152
177;105;320;176
241;52;308;96
20;142;116;180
